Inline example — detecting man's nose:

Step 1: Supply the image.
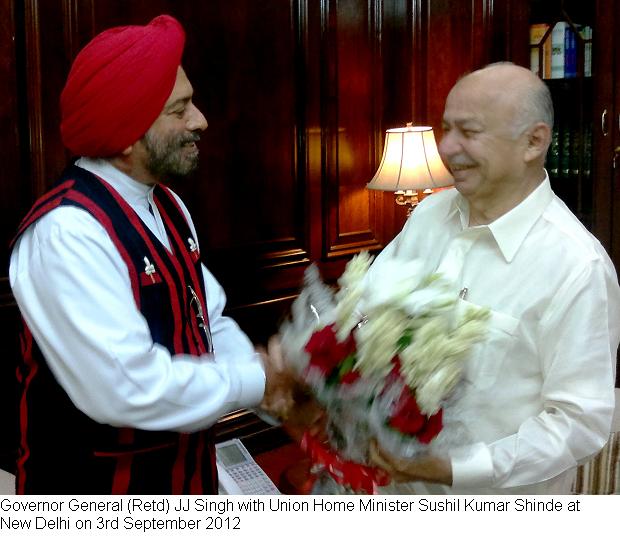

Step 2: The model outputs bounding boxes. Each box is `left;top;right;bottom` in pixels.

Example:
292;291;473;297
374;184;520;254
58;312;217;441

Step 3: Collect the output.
187;103;208;132
438;131;459;160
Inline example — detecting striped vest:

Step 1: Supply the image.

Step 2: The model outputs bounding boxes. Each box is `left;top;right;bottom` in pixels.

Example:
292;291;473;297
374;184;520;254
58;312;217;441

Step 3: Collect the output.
12;165;217;494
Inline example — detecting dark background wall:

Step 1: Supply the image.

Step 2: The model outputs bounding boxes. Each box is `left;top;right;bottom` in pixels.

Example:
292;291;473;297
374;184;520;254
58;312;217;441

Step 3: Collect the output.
2;0;617;471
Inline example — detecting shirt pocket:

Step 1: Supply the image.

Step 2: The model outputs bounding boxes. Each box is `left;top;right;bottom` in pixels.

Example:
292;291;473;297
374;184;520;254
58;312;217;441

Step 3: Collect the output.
457;299;519;389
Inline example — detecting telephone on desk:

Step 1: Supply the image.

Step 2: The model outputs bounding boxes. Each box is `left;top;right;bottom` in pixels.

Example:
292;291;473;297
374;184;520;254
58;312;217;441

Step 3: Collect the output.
215;438;280;495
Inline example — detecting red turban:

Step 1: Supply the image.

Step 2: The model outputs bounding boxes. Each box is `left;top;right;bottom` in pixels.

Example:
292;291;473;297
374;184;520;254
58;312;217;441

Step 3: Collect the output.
60;15;185;157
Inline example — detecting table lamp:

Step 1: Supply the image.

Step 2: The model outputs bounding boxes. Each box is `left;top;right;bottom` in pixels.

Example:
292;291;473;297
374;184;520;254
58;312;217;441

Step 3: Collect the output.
367;123;454;214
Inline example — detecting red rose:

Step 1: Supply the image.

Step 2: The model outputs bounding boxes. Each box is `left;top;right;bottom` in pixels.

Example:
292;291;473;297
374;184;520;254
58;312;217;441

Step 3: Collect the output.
304;324;356;377
388;387;425;434
379;357;403;396
387;387;443;442
340;370;361;385
416;409;443;443
388;412;425;434
389;356;402;378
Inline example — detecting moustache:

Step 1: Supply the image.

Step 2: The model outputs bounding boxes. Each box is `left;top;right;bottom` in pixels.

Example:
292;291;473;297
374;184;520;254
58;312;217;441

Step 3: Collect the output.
447;157;474;166
174;132;201;148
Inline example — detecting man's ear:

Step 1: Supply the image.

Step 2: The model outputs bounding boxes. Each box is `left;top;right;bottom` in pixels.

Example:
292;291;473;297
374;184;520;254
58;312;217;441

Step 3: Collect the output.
524;122;551;163
108;144;134;175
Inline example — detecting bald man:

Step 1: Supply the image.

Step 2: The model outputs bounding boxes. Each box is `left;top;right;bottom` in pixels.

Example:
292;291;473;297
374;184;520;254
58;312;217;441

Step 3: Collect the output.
9;15;294;494
369;63;620;494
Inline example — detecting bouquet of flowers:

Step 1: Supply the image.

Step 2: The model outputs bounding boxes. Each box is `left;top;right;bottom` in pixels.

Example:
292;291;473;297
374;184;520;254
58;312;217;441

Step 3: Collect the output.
280;252;489;494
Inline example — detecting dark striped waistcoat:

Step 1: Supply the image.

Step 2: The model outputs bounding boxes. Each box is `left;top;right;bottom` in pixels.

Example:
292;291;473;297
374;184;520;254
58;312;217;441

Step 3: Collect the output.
11;165;217;494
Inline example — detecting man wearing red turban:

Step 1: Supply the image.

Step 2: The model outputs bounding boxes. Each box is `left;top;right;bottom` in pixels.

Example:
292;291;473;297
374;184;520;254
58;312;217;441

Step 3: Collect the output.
8;15;299;494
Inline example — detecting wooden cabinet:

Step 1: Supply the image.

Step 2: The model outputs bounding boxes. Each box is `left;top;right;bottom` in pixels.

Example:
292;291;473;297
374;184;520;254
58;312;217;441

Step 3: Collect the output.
510;1;595;227
503;0;619;386
505;0;620;271
592;0;620;271
2;0;615;472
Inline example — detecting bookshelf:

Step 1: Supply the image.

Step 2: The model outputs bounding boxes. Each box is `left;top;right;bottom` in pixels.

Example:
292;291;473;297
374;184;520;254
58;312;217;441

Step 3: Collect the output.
527;0;595;228
522;0;620;387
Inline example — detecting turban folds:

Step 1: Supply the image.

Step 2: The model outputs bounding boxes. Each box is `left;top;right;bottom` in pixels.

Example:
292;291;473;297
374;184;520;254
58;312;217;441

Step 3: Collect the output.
60;15;185;157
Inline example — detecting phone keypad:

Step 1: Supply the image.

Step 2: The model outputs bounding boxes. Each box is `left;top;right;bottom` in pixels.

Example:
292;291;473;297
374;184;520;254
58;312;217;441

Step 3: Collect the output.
227;467;279;495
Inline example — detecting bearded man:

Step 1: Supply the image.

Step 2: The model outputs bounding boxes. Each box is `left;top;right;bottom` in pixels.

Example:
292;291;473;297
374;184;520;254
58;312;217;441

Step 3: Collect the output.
9;15;290;494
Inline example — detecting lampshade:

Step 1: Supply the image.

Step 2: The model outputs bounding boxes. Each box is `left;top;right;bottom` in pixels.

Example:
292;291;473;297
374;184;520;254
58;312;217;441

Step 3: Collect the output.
367;125;454;191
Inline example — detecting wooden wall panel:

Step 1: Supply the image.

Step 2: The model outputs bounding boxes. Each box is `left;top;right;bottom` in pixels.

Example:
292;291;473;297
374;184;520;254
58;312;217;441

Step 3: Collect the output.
325;0;382;256
0;303;19;472
614;2;620;266
0;0;21;264
180;2;303;253
613;6;620;339
0;0;506;467
0;0;20;473
23;0;68;197
424;0;477;130
487;0;530;65
592;0;616;257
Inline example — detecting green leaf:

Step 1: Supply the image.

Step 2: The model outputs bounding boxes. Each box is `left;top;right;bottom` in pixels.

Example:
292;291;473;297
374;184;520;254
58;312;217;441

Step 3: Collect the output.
397;329;413;351
325;354;357;386
337;354;357;378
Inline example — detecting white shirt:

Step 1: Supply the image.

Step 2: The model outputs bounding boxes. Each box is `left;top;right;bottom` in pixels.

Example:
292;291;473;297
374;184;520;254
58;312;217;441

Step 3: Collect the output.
9;158;265;433
371;175;620;494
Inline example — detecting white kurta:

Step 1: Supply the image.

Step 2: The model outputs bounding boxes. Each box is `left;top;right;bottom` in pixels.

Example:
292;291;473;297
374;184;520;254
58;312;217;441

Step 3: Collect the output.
370;174;620;494
9;158;265;433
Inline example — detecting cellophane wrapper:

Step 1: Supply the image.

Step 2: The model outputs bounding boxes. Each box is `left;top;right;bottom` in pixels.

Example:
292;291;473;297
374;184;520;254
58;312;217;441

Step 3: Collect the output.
280;253;489;493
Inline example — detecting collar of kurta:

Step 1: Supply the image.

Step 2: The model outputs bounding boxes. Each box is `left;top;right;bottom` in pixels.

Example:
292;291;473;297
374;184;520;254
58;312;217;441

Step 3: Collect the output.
76;157;155;208
452;172;555;263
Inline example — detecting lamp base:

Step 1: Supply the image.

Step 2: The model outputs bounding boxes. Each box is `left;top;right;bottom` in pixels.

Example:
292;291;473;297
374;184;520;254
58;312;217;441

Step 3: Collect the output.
394;189;432;216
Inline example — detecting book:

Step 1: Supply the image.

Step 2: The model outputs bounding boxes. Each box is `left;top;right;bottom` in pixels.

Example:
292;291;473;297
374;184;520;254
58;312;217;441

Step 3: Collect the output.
570;127;581;176
547;125;560;178
578;26;593;77
530;23;550;77
560;125;571;178
551;22;569;78
583;125;592;179
564;26;577;78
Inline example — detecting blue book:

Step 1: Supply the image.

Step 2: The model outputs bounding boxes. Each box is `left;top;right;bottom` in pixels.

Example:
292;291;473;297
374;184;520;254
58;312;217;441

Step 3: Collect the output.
564;27;577;78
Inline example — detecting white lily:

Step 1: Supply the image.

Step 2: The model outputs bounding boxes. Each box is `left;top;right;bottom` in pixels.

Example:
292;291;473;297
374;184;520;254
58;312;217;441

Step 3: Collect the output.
334;252;373;341
355;308;408;379
415;362;462;415
360;258;426;313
